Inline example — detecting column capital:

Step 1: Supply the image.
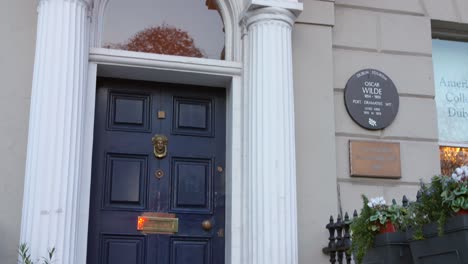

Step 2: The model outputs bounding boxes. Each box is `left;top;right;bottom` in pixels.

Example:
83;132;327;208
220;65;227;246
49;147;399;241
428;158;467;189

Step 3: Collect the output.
37;0;91;9
244;0;302;17
242;6;296;29
241;1;302;29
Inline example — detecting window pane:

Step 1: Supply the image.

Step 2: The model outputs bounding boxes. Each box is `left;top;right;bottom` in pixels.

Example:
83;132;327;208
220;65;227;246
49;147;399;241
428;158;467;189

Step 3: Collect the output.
102;0;225;60
433;39;468;143
440;146;468;175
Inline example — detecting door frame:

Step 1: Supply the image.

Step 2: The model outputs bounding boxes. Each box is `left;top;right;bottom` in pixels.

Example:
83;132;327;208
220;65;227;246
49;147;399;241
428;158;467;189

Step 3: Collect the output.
75;48;242;264
76;0;244;262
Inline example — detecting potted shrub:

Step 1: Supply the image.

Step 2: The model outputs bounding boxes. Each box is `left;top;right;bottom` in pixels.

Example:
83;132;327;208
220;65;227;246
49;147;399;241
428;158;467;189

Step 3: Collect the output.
351;195;412;264
442;166;468;215
406;175;452;239
407;168;468;264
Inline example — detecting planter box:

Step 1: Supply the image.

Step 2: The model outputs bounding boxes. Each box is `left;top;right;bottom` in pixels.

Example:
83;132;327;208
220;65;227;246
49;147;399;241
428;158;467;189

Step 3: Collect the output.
362;232;413;264
408;214;468;264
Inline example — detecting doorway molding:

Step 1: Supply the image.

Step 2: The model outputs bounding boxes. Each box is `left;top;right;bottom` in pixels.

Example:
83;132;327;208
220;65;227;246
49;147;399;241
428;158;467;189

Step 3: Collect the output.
77;1;244;263
76;47;242;264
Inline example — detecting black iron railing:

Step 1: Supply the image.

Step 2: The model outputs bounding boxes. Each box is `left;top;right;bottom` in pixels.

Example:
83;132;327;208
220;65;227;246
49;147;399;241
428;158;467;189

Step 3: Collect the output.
322;196;409;264
322;212;354;264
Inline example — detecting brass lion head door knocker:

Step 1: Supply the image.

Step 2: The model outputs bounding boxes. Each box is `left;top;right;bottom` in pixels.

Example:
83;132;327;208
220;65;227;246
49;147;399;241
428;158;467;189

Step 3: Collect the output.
152;134;168;159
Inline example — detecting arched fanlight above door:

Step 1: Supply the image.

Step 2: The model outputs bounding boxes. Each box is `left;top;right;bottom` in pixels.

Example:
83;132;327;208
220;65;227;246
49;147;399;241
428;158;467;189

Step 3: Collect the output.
101;0;226;60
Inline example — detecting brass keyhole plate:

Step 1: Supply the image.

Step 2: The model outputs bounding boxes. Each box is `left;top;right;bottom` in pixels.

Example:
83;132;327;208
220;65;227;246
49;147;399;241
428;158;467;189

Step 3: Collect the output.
155;169;164;179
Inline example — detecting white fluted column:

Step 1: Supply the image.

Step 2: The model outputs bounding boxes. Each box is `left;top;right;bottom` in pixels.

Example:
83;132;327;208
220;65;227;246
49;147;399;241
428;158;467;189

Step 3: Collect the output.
20;0;89;262
241;5;301;264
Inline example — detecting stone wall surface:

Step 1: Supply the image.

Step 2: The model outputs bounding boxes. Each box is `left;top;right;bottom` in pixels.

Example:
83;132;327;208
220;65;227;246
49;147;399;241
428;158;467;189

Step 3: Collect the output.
294;1;336;263
293;0;468;263
0;1;36;263
331;0;444;219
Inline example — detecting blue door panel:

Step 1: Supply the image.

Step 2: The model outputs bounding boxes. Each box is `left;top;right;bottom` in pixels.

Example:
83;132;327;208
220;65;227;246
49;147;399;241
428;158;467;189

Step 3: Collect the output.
170;238;211;264
108;91;152;132
87;78;225;264
171;158;212;213
104;153;148;209
101;235;146;264
172;97;214;136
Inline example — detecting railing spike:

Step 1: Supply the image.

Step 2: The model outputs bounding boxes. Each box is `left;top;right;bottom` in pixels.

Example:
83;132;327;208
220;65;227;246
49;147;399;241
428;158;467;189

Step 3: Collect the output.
402;195;409;207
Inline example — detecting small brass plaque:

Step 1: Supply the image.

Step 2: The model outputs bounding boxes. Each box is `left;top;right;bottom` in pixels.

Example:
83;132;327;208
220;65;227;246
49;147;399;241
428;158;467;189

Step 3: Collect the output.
137;213;178;234
350;141;401;178
158;111;166;119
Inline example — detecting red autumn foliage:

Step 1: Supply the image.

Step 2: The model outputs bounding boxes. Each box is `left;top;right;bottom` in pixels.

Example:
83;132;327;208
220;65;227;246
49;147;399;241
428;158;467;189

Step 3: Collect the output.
104;25;204;58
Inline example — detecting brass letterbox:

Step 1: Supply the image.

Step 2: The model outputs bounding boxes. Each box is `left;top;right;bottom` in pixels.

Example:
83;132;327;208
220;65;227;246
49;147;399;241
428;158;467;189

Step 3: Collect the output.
137;212;178;234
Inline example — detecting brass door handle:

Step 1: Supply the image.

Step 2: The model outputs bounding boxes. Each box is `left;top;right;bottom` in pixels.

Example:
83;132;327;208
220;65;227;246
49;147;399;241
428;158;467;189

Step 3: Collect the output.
201;220;213;231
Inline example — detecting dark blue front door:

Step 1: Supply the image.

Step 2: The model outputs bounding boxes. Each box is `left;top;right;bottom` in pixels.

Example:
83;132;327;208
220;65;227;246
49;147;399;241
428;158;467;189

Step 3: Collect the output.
87;78;225;264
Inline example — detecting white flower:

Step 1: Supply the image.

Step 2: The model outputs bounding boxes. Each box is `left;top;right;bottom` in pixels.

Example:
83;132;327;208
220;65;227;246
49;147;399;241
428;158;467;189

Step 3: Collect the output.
452;165;468;182
368;196;386;207
452;173;462;181
462;166;468;176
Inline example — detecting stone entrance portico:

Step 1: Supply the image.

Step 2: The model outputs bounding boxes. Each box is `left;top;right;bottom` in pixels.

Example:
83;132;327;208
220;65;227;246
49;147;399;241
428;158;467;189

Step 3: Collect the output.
20;0;302;263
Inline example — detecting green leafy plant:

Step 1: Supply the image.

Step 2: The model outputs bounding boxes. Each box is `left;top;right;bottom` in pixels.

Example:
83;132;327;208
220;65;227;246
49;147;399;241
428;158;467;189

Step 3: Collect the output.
406;176;453;239
350;195;407;264
18;243;55;264
441;166;468;213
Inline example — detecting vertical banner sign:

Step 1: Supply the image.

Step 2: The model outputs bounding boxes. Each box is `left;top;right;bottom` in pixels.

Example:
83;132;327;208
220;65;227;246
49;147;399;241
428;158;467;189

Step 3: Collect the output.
344;69;399;130
433;39;468;143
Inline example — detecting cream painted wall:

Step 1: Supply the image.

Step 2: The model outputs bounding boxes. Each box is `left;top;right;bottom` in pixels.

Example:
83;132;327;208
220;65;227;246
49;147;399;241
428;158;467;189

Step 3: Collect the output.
331;0;467;216
294;1;336;263
0;1;36;263
293;0;468;263
332;2;438;215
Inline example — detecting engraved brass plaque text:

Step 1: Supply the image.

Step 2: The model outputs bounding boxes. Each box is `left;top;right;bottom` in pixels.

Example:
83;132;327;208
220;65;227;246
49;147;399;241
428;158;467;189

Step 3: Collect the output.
349;141;401;179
